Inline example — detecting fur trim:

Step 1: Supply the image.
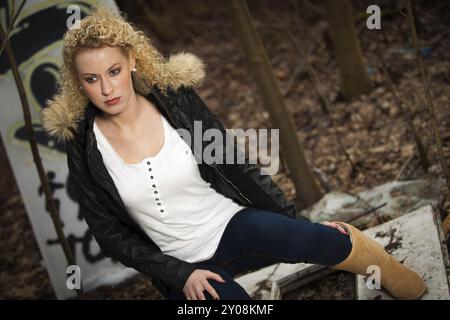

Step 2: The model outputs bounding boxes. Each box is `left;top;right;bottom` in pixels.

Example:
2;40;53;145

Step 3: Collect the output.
41;52;206;143
41;93;85;143
166;51;206;89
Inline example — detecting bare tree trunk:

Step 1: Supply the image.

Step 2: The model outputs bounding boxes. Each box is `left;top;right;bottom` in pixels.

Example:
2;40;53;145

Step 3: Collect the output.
226;0;322;210
323;0;372;100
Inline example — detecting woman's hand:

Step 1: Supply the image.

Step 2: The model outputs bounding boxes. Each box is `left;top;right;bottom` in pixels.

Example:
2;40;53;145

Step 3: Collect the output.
321;221;349;236
183;269;226;300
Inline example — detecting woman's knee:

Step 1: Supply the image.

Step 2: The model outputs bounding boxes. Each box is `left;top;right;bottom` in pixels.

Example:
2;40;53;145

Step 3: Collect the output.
205;279;252;300
201;267;252;300
167;282;251;300
167;266;252;300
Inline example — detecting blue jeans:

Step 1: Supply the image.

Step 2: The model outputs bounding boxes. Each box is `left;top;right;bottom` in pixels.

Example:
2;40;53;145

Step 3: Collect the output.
166;207;352;300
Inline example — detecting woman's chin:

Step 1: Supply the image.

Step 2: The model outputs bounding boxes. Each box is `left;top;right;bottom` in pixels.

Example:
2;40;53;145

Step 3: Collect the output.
96;105;123;116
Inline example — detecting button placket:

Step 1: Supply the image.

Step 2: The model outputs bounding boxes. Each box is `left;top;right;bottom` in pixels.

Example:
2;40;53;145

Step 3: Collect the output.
147;160;166;214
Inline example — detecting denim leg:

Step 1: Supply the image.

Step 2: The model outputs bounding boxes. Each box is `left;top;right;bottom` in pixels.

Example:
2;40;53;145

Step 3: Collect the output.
209;207;353;276
165;207;352;300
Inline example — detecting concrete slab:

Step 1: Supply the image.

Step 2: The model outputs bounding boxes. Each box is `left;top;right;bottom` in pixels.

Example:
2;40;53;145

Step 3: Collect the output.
301;178;445;229
356;205;450;300
234;262;322;299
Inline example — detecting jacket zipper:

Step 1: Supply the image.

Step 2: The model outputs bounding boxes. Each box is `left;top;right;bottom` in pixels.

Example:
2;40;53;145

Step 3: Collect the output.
210;162;254;207
153;91;254;207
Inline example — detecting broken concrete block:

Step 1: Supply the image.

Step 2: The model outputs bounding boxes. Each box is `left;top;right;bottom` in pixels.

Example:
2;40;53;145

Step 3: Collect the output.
234;262;321;299
270;264;336;299
356;205;450;300
301;178;445;228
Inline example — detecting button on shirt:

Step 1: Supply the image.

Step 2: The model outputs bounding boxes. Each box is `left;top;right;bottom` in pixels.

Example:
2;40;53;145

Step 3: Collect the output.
93;113;247;263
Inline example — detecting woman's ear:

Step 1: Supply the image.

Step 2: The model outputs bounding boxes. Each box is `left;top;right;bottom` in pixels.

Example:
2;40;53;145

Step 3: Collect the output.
76;77;83;91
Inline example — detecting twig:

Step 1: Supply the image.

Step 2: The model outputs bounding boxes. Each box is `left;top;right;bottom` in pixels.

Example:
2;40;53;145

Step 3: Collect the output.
0;0;27;55
283;62;304;96
342;190;375;209
398;8;408;18
383;75;430;173
406;0;450;195
346;202;388;224
339;190;387;224
301;0;324;16
0;23;81;295
282;30;323;96
395;151;416;181
374;33;430;174
404;158;422;181
313;167;333;192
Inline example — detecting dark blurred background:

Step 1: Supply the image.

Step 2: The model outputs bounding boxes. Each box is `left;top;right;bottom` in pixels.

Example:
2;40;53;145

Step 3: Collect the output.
1;0;449;299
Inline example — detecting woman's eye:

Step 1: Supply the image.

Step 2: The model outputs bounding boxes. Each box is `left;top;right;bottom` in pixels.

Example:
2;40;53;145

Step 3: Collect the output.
110;68;121;76
85;76;96;84
83;68;119;84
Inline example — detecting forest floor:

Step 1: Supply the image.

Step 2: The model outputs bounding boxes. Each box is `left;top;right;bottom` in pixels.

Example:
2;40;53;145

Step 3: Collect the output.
1;0;449;299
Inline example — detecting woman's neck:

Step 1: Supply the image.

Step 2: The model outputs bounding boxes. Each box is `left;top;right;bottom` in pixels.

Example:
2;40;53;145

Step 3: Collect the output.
99;91;145;134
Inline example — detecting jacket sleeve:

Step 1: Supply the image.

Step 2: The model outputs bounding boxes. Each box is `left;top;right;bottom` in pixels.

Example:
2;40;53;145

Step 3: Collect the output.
65;132;196;292
178;86;310;221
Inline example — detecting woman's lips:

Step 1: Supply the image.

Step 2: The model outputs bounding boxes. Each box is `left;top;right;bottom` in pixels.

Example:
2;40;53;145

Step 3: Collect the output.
105;97;121;106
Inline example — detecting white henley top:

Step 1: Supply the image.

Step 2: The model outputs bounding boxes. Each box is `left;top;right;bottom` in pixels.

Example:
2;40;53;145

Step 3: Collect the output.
93;113;247;263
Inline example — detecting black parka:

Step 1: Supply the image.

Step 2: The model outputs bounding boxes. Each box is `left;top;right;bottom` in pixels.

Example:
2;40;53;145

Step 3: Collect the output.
42;53;309;298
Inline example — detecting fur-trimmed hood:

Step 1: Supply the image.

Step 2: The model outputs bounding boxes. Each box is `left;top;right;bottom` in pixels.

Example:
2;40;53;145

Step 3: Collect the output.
40;52;205;143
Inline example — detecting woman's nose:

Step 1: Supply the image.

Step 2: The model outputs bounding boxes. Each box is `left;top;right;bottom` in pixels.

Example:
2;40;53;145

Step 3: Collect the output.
101;78;113;96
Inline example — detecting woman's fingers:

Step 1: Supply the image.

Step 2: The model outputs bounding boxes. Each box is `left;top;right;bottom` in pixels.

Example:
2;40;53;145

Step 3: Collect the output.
322;221;334;228
208;271;226;283
183;270;226;300
337;225;348;235
196;285;206;300
322;221;348;235
203;279;220;300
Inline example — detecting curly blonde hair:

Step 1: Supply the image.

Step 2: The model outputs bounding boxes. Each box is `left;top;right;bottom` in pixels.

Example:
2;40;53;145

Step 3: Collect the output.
41;5;205;142
60;5;170;108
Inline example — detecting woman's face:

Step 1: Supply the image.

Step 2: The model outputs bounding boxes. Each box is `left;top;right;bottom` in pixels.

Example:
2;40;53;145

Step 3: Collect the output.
75;46;136;115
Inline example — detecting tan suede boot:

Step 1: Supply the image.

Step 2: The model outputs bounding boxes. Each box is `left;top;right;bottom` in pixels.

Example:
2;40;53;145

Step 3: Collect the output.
331;221;427;300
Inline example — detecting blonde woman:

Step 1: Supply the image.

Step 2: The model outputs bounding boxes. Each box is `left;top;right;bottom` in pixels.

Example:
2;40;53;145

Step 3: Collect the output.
41;6;426;300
